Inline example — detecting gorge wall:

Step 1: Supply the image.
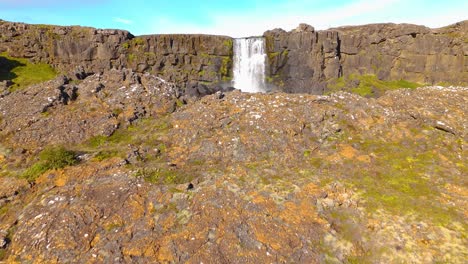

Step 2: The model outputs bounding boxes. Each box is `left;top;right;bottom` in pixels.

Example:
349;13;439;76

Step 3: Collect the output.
0;20;233;97
1;19;467;95
265;21;468;94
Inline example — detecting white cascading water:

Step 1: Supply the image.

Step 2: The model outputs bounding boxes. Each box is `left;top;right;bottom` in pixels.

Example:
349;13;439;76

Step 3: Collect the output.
232;37;267;93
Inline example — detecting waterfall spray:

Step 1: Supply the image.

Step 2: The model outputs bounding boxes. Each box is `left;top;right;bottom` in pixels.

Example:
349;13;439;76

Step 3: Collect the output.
232;37;267;93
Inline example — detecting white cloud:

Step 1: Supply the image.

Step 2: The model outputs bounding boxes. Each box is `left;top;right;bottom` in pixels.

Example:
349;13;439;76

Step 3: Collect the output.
113;17;133;25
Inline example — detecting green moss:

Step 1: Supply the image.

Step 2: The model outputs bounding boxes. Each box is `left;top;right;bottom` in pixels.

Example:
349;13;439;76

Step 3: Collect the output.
0;52;58;91
267;50;288;62
93;150;121;161
144;52;156;57
264;35;275;52
351;84;373;97
175;99;185;107
86;135;108;148
136;168;193;185
131;37;145;46
223;39;233;51
122;42;130;49
344;138;463;226
0;205;9;216
327;74;423;97
127;53;136;62
220;56;232;77
104;222;124;232
265;74;282;84
223;39;234;56
84;118;171;159
267;52;280;61
222;76;233;82
436;81;460;87
21;146;78;181
112;108;123;116
200;53;210;58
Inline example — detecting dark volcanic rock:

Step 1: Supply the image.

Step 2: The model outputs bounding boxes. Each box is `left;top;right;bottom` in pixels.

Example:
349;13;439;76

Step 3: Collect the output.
0;85;466;263
0;21;233;96
2;20;467;96
265;21;468;93
0;69;179;150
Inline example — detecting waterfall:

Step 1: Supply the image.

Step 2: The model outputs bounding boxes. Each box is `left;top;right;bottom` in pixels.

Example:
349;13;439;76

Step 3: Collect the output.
232;37;267;93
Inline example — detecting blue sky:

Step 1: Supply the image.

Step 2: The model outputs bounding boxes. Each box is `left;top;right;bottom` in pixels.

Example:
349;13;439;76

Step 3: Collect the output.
0;0;467;37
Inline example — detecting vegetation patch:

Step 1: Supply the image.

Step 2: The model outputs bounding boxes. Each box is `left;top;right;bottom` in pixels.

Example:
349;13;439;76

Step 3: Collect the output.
0;52;58;91
220;56;232;77
93;150;121;161
136;168;193;185
327;74;423;97
223;39;233;55
83;117;171;164
21;146;78;181
131;37;145;46
340;136;464;226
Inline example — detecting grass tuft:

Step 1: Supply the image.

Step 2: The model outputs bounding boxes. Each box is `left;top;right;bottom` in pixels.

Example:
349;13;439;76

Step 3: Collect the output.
327;74;423;97
0;52;58;91
21;146;78;181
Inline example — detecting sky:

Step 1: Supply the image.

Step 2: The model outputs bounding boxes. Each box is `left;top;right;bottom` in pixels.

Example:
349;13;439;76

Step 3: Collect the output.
0;0;467;37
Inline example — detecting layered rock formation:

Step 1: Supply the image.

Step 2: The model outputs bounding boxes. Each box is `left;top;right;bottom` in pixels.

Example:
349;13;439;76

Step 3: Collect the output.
264;21;468;94
0;20;233;96
1;19;467;96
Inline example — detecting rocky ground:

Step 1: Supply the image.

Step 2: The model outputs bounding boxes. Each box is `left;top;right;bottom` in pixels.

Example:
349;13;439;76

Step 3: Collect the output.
0;70;466;263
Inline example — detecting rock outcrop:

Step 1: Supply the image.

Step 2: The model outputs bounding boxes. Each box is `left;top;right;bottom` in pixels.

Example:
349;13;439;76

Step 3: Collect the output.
2;19;467;96
0;69;180;150
0;20;233;96
264;21;468;94
0;76;466;262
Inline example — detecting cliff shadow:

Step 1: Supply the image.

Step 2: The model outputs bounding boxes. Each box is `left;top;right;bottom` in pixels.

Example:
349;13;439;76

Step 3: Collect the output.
0;55;24;83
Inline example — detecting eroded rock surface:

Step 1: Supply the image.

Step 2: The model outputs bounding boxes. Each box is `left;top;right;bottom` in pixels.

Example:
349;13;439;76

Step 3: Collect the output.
1;19;467;96
0;20;233;95
0;69;179;150
0;74;466;262
264;21;468;93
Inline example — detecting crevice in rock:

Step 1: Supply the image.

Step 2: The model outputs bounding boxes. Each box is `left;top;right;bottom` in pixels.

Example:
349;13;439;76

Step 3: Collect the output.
433;125;456;136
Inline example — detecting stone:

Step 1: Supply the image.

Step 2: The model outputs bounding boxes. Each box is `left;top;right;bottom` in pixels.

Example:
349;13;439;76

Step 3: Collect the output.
293;23;315;33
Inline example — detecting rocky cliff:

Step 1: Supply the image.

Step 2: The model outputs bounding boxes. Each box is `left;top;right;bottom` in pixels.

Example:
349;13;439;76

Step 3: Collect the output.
264;21;468;94
2;19;467;96
0;20;233;96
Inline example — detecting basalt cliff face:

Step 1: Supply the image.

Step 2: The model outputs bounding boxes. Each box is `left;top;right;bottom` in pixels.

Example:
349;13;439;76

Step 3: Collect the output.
265;21;468;94
0;20;233;97
1;19;467;95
